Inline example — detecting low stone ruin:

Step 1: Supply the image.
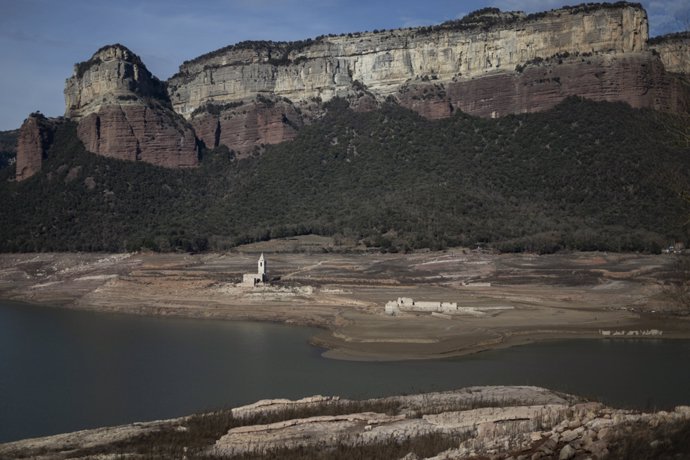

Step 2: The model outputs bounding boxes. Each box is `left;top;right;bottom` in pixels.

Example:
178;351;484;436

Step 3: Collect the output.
385;297;458;315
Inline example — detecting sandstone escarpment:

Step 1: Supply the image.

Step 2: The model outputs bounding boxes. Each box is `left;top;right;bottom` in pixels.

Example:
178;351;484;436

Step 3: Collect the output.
65;44;198;168
15;114;60;181
650;32;690;75
14;3;690;171
190;96;303;153
76;103;198;167
402;50;688;119
168;3;650;120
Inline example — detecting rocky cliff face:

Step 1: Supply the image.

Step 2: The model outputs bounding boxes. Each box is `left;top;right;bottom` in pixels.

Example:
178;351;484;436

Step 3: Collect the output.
191;96;303;153
14;3;690;175
167;4;651;120
64;44;198;168
414;51;688;118
161;2;690;153
15;114;59;181
650;32;690;75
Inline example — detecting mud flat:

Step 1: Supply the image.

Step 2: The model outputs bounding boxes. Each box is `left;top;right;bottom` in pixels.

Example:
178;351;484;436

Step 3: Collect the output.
2;386;689;459
1;242;688;360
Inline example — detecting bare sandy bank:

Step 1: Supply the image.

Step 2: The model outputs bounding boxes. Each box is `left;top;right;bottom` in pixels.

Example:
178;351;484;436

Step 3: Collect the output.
1;243;688;361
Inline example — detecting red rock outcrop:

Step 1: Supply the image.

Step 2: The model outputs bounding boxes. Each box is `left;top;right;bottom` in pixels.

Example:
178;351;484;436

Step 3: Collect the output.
162;2;688;151
397;83;453;120
48;5;690;166
396;51;689;119
77;103;198;167
65;44;198;168
15;114;58;181
191;98;302;154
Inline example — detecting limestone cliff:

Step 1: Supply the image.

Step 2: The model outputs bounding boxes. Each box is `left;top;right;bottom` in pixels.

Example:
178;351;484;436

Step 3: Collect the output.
15;2;690;173
167;3;652;120
650;32;690;75
64;44;198;168
15;114;60;181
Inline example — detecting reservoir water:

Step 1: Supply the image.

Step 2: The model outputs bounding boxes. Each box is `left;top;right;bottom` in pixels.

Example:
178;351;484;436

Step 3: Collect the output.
1;300;689;443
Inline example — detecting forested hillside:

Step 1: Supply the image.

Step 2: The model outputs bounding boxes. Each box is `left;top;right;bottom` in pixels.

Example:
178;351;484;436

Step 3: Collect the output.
1;97;688;253
0;129;17;170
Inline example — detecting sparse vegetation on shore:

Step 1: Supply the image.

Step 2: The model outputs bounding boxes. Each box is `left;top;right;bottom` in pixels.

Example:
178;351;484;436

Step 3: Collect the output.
3;387;690;460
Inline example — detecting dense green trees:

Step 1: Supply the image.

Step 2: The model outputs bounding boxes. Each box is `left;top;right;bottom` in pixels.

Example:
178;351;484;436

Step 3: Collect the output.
0;129;17;170
0;97;688;253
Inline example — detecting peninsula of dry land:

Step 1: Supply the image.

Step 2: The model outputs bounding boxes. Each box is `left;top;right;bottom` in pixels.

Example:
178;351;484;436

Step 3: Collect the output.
1;236;688;361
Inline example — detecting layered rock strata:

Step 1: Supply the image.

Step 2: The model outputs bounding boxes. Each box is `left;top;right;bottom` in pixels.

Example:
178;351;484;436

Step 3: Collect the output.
2;386;689;459
162;2;689;152
191;96;303;153
650;32;690;75
15;114;60;181
14;3;690;176
168;4;650;117
64;44;198;168
428;51;689;118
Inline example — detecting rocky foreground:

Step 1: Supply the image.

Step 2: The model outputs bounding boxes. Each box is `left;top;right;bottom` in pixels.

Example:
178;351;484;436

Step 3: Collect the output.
2;386;689;459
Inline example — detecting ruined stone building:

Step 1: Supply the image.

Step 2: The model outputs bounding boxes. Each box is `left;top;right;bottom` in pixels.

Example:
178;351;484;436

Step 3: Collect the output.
242;253;268;287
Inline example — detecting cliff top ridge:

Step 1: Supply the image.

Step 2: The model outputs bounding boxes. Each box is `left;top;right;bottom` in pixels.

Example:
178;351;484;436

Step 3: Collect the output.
649;31;690;45
72;43;147;79
177;1;646;71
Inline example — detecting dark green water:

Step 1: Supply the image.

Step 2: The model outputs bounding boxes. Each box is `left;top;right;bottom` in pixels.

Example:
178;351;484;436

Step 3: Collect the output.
1;300;689;443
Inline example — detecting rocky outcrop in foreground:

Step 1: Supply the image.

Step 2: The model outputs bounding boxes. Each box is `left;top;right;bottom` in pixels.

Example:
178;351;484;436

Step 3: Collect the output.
64;44;198;168
2;386;689;459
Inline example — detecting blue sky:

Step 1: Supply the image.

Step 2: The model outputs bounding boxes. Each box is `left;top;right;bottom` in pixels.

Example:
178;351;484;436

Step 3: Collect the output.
0;0;687;130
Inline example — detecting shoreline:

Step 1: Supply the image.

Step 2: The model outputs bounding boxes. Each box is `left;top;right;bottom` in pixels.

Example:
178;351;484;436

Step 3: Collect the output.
314;326;690;361
1;249;689;361
3;386;690;459
3;294;690;363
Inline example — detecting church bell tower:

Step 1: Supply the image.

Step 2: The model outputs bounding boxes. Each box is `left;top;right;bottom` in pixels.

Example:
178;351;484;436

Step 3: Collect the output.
258;253;267;282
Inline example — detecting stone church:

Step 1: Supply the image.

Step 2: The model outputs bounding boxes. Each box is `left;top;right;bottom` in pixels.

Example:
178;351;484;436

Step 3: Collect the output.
242;253;268;287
